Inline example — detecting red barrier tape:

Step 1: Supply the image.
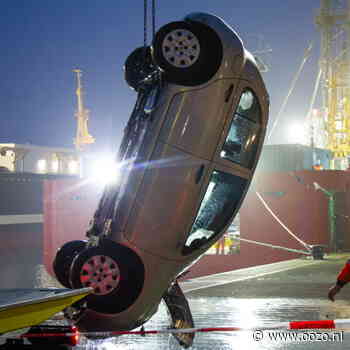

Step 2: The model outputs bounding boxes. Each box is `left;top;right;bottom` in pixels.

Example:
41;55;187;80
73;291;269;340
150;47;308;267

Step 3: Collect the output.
289;320;335;330
4;319;346;340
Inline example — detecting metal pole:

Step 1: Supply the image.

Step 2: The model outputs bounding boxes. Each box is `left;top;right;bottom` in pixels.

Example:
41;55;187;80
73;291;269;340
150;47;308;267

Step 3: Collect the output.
328;194;336;251
314;182;336;252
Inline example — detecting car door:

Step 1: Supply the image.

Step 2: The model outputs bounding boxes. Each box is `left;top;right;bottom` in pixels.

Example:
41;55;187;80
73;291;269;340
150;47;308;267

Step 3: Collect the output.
182;80;268;255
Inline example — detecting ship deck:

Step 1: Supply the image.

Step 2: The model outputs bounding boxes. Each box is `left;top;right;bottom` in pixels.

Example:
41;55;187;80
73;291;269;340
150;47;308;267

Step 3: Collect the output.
181;257;322;293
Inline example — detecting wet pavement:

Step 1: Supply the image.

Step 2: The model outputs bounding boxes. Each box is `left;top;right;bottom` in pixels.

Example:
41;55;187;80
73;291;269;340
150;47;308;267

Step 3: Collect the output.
79;254;350;349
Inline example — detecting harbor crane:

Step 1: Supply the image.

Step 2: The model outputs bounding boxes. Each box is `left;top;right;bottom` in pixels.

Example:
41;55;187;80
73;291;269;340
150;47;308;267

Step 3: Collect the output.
73;69;95;151
316;0;350;168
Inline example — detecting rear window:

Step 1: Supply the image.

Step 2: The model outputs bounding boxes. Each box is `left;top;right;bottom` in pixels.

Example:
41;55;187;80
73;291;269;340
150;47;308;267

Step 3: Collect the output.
220;89;261;168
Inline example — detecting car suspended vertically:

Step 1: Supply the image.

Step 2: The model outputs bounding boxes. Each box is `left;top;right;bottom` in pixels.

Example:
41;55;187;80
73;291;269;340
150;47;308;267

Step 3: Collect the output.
53;12;269;348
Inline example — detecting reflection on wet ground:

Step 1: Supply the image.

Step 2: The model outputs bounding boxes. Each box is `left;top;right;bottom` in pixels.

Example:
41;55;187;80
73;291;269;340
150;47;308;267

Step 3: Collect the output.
80;255;350;349
82;298;350;349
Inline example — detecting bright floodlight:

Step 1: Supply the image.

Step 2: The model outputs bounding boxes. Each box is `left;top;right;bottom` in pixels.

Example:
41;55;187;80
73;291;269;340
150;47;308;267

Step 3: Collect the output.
37;159;47;173
288;122;307;144
91;156;120;185
51;159;59;173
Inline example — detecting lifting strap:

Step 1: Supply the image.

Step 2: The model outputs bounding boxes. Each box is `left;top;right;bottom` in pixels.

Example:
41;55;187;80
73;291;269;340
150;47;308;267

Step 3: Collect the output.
144;0;147;47
143;0;156;47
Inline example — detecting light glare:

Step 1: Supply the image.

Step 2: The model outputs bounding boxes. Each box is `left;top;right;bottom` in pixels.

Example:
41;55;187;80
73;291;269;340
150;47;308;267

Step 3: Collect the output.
288;122;307;144
51;159;59;172
37;159;47;173
92;157;120;185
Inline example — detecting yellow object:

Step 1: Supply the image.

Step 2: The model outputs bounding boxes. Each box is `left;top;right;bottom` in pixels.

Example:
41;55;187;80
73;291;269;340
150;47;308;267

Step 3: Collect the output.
225;237;233;247
0;288;91;334
316;2;350;166
72;69;95;151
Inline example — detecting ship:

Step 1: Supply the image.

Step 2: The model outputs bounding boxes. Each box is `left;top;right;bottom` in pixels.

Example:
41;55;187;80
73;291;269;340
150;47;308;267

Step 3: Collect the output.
0;142;346;287
2;0;350;286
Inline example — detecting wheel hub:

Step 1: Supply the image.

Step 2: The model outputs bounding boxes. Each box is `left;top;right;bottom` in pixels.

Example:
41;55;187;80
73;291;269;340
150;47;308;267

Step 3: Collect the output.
162;29;200;68
79;255;120;295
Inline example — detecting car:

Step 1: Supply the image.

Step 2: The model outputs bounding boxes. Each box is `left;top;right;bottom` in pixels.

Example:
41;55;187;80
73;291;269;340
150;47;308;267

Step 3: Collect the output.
53;12;269;348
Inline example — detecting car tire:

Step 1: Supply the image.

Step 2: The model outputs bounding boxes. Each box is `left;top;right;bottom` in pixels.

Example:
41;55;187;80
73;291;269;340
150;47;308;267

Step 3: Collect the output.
53;240;87;288
152;20;223;86
124;46;155;90
69;239;145;314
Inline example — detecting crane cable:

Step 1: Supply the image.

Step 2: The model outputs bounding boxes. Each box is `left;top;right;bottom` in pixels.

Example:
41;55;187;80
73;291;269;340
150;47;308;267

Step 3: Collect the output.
152;0;156;40
144;0;147;47
143;0;156;47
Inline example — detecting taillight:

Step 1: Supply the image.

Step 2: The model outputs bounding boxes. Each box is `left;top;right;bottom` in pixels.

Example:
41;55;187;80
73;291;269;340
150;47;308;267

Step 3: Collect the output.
70;326;80;346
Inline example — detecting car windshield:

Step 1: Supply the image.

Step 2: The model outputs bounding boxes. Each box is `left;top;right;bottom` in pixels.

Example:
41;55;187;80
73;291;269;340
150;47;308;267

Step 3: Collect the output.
183;170;247;253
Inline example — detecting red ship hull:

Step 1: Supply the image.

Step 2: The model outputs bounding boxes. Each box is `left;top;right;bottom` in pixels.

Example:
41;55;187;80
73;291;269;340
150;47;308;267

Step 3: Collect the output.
1;169;349;287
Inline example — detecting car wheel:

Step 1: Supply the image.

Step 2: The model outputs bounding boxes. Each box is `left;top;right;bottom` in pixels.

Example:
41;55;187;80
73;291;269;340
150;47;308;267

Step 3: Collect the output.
69;239;145;314
53;240;87;288
124;46;155;90
152;21;223;86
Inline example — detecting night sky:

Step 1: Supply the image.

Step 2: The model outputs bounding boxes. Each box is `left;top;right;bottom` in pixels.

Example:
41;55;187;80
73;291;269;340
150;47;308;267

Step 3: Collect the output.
0;1;321;152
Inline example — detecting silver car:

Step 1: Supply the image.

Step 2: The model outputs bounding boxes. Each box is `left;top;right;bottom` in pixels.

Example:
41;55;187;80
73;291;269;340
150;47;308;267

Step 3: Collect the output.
53;12;269;347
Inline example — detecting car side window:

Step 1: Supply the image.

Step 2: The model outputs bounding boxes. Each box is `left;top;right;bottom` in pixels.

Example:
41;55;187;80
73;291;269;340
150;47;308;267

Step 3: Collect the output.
220;89;261;168
183;170;247;254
